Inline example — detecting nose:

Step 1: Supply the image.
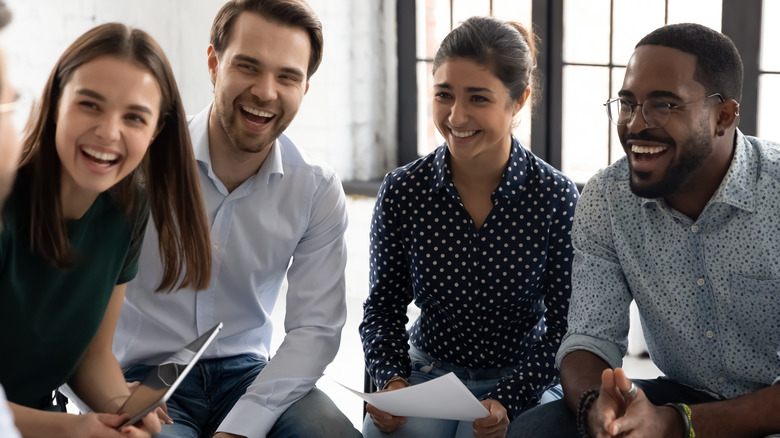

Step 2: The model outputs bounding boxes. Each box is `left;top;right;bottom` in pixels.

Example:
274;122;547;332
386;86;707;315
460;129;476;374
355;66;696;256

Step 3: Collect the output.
448;99;468;127
251;73;278;102
625;103;650;132
94;114;121;143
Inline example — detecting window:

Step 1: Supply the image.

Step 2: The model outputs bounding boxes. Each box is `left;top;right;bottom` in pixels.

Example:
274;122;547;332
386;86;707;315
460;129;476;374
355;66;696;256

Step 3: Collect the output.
758;0;780;140
397;0;770;186
561;0;722;183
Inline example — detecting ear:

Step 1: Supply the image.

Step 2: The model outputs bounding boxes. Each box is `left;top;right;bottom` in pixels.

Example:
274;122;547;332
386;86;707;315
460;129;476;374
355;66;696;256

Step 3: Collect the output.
304;80;310;96
512;87;532;116
715;98;739;133
207;45;218;86
151;120;165;144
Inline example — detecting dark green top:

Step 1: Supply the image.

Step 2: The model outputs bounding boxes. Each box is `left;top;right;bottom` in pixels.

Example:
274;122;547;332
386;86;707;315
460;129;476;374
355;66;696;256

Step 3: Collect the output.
0;175;148;407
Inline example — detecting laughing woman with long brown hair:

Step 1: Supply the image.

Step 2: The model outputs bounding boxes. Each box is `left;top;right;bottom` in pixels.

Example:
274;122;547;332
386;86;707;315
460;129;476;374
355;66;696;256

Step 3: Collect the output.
0;23;211;437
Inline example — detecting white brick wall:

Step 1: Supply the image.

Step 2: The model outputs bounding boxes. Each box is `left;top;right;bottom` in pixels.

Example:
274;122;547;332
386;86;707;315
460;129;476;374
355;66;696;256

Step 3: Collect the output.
2;0;396;181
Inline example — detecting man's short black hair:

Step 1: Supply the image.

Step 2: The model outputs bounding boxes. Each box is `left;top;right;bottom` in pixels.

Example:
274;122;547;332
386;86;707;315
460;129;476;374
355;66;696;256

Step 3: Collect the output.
637;23;743;102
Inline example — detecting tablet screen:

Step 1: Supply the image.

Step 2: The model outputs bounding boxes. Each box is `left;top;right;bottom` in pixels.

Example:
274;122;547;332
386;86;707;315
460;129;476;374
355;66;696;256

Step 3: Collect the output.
117;362;184;425
115;322;222;428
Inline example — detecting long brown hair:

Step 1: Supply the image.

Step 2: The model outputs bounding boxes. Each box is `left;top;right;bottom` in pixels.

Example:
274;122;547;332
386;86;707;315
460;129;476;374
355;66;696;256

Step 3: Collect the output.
18;23;211;292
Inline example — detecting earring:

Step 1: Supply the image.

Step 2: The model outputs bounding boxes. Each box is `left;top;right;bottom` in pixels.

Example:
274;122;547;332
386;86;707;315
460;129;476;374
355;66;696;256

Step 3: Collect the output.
717;130;725;137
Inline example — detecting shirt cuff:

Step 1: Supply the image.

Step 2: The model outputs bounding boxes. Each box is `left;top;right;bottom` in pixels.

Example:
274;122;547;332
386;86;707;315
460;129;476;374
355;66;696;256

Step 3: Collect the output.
216;397;281;438
556;333;624;370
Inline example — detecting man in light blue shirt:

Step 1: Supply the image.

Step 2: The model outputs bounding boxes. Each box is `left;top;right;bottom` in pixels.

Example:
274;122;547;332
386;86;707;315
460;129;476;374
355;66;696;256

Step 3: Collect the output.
514;23;780;438
112;1;360;437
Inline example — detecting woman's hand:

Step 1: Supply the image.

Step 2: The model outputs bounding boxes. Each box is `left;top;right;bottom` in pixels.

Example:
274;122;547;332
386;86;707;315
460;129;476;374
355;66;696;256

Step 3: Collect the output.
472;399;509;438
366;378;410;434
68;411;160;438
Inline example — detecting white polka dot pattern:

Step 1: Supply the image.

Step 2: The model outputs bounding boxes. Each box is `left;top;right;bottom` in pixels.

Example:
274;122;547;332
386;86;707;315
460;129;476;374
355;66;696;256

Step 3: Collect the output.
359;139;579;418
561;132;780;400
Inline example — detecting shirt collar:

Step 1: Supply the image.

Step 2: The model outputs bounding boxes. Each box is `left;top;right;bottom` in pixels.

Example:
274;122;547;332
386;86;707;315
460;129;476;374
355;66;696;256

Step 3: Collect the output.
190;103;285;190
641;130;756;213
430;137;530;201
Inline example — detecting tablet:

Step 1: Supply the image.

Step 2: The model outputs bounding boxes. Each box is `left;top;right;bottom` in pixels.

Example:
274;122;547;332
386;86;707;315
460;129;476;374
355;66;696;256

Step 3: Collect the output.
116;322;223;428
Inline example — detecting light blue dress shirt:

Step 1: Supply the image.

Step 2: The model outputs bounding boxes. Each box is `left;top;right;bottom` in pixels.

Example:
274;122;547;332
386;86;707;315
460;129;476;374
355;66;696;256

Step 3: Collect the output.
0;385;20;438
113;104;349;438
558;131;780;400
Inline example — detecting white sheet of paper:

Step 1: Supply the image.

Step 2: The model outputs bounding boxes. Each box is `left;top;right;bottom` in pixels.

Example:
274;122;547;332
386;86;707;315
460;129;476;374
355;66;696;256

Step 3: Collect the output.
335;372;490;421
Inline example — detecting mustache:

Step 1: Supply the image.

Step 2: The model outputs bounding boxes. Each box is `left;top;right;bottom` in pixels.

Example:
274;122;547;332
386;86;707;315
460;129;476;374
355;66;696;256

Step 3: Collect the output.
622;130;676;147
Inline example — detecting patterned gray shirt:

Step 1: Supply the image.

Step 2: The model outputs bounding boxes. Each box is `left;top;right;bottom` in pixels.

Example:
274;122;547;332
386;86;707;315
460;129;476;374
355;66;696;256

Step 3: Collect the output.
558;131;780;399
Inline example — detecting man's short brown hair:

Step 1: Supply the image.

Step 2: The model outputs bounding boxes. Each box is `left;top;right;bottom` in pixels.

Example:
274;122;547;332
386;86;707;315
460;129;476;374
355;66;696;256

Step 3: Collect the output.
210;0;323;78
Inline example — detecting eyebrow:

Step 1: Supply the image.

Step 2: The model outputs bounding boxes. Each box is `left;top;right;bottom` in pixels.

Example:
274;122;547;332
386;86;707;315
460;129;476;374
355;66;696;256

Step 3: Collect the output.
233;54;306;80
618;89;683;101
76;88;154;115
433;83;495;94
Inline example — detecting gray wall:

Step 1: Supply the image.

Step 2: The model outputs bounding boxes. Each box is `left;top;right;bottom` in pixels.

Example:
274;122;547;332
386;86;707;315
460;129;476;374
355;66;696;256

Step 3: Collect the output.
3;0;396;181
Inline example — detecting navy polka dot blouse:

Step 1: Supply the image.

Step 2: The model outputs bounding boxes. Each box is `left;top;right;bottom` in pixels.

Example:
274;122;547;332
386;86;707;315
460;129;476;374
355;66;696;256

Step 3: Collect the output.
360;138;579;418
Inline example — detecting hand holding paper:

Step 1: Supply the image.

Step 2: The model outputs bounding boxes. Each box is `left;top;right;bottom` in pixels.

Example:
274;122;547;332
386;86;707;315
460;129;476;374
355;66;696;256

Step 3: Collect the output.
338;372;490;421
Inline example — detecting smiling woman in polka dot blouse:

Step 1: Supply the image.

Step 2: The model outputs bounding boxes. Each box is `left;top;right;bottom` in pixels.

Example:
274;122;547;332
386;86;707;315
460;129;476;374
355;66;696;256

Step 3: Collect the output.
360;16;579;438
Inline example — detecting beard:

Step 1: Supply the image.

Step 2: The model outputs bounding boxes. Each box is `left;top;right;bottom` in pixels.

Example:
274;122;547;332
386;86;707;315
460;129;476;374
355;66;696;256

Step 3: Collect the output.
213;98;290;155
623;120;713;199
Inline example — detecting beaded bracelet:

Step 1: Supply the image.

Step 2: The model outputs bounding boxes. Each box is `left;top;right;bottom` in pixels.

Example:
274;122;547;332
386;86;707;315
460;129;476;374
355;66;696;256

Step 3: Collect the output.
680;403;695;438
575;389;600;438
666;403;696;438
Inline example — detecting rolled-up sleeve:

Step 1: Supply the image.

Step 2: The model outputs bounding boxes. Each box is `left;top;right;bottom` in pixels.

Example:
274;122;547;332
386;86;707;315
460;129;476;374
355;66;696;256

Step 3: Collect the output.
556;171;632;370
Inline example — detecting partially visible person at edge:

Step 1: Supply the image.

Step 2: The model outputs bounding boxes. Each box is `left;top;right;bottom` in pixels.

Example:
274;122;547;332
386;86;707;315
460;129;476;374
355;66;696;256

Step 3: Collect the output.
112;1;361;437
512;22;780;438
0;0;18;217
0;22;212;437
360;15;579;438
0;1;22;436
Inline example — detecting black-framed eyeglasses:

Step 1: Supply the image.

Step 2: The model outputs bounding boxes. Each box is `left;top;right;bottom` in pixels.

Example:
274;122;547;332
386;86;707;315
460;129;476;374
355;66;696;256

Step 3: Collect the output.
604;93;724;129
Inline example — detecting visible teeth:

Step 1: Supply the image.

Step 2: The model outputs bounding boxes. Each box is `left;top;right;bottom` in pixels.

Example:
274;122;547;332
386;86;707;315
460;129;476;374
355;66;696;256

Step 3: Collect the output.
242;106;274;118
452;129;476;138
83;147;119;162
632;145;668;154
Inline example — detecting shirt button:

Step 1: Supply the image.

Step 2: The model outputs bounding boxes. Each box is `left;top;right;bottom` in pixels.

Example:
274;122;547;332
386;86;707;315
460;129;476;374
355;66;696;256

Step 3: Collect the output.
691;225;700;233
213;243;219;250
717;376;726;383
697;278;705;286
706;330;714;338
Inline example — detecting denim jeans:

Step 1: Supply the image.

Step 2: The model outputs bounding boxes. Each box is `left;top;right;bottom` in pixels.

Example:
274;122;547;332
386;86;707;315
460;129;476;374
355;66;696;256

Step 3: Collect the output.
363;346;562;438
509;377;720;438
123;354;361;438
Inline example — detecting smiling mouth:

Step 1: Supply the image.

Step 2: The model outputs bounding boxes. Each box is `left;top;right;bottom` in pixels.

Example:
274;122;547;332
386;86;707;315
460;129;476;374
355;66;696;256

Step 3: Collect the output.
631;144;669;161
451;129;477;138
240;105;275;125
82;146;120;166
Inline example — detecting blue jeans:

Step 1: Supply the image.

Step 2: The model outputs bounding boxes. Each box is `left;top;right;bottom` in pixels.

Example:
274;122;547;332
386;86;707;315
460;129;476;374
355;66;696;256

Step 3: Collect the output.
509;377;719;437
363;346;562;438
123;354;361;438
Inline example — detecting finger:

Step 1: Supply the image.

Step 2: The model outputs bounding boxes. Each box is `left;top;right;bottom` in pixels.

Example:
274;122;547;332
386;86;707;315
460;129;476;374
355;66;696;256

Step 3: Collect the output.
600;368;623;402
96;412;128;429
119;425;151;438
140;411;162;434
365;404;392;420
610;414;639;436
474;422;507;437
126;381;140;390
155;405;173;425
614;368;637;399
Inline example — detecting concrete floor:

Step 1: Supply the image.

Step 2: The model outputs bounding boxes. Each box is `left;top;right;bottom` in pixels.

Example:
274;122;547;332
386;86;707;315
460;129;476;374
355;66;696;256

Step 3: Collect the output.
271;195;662;429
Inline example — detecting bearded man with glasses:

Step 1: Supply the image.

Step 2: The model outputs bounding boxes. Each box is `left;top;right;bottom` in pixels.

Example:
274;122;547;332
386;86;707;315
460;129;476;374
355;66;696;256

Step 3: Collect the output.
512;22;780;438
